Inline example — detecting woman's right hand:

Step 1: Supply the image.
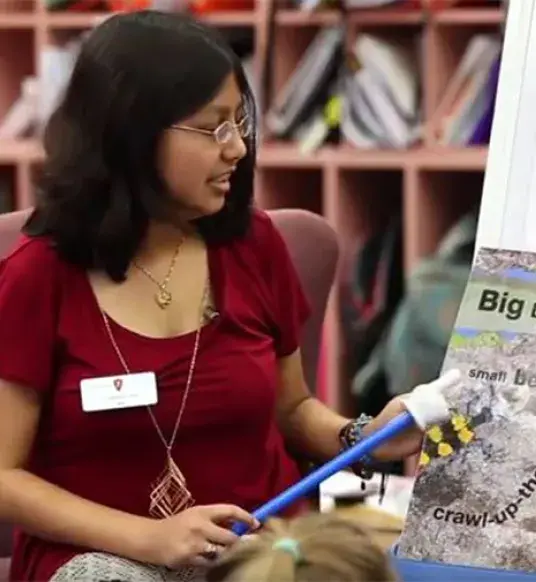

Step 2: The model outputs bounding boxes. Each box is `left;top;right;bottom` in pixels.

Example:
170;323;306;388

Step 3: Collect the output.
145;504;260;569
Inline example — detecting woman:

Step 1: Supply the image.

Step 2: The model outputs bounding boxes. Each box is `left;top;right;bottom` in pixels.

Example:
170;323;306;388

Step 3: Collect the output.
0;10;422;582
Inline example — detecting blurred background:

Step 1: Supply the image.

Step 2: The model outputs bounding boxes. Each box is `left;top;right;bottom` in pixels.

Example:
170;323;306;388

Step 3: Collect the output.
0;0;506;478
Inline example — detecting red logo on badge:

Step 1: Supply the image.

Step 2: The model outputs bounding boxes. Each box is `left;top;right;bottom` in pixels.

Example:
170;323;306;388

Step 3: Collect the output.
113;378;123;391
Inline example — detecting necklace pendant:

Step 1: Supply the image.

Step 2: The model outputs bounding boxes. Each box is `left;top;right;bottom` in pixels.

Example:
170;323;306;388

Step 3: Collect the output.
156;288;172;309
149;453;195;519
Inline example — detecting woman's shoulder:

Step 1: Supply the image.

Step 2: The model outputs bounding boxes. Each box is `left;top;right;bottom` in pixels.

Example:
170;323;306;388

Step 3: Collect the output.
249;207;277;234
222;207;291;267
242;208;286;255
217;208;283;267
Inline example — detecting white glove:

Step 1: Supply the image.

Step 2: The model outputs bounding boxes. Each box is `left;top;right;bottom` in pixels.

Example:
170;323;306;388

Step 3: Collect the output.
399;369;462;430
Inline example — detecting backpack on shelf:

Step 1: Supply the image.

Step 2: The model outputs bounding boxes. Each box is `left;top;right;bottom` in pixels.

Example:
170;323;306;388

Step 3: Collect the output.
346;209;477;473
382;209;478;398
340;215;405;418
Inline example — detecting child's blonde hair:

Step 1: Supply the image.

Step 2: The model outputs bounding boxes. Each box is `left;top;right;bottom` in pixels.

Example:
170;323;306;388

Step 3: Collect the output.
207;512;397;582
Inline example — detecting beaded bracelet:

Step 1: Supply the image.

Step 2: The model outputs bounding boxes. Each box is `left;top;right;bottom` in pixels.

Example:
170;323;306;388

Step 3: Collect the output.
338;413;388;502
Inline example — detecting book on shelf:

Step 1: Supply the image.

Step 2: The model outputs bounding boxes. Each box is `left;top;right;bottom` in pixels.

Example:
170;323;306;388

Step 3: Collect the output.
342;33;421;150
290;0;406;10
341;0;405;8
434;34;502;147
265;25;343;136
264;23;501;153
290;0;506;11
340;31;501;151
265;25;344;151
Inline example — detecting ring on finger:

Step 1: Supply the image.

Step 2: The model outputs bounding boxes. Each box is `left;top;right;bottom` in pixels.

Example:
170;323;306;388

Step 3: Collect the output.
201;542;221;560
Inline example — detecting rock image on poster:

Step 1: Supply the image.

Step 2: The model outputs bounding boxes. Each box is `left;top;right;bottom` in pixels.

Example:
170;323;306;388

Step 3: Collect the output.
397;246;536;572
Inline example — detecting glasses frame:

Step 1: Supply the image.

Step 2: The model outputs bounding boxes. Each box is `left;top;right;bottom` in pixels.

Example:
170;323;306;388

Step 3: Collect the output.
171;116;252;145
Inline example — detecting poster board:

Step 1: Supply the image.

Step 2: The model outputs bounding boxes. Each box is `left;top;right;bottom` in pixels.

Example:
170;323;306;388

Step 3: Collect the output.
397;0;536;572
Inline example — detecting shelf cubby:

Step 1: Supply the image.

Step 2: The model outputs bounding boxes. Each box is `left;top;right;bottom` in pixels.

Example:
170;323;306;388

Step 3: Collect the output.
0;0;36;14
406;169;483;269
335;169;402;251
0;28;34;122
0;164;16;213
255;167;323;214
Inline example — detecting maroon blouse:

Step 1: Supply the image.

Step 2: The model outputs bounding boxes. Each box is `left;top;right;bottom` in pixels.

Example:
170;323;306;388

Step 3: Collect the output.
0;209;310;582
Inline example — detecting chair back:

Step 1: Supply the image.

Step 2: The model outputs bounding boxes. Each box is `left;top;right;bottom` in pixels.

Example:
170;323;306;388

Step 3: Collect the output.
0;209;31;260
268;209;339;394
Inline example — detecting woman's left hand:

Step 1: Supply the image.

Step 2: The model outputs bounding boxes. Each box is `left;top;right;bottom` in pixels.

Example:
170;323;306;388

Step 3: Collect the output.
361;370;461;462
365;396;424;462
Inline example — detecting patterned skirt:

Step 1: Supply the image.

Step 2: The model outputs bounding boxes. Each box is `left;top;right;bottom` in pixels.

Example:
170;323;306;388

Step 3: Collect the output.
48;553;206;582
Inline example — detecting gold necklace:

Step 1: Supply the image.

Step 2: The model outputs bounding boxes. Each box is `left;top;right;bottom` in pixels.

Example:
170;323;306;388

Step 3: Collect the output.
133;238;184;309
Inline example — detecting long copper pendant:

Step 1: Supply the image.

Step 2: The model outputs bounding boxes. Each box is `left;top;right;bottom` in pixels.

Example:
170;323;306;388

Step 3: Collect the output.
149;451;195;519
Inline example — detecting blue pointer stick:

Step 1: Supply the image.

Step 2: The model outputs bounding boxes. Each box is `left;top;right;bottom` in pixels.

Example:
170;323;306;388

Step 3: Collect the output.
232;410;415;536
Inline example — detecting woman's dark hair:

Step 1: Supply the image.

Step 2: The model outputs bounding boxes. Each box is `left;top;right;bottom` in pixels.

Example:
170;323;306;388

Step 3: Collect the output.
24;10;256;281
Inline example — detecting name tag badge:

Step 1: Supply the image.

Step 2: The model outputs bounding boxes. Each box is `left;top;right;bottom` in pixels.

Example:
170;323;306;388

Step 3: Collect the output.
80;372;158;412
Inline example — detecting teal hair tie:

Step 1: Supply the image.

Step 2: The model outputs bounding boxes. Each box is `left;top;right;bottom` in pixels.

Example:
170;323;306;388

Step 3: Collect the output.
272;537;302;563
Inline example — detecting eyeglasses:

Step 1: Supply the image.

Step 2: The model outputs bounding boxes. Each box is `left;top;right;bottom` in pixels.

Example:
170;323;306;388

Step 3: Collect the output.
171;116;252;145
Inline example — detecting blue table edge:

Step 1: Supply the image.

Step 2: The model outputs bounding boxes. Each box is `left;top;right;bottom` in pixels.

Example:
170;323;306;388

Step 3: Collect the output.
390;545;536;580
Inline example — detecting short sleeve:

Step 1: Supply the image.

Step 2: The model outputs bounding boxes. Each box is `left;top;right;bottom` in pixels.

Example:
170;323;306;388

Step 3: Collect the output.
256;212;312;357
0;238;60;394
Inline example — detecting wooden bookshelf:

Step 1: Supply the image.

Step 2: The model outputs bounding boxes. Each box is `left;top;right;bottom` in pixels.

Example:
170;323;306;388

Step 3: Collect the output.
0;0;503;427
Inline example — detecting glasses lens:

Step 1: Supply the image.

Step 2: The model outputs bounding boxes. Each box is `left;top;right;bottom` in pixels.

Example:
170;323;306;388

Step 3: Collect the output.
214;119;252;144
215;122;233;144
239;117;252;138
